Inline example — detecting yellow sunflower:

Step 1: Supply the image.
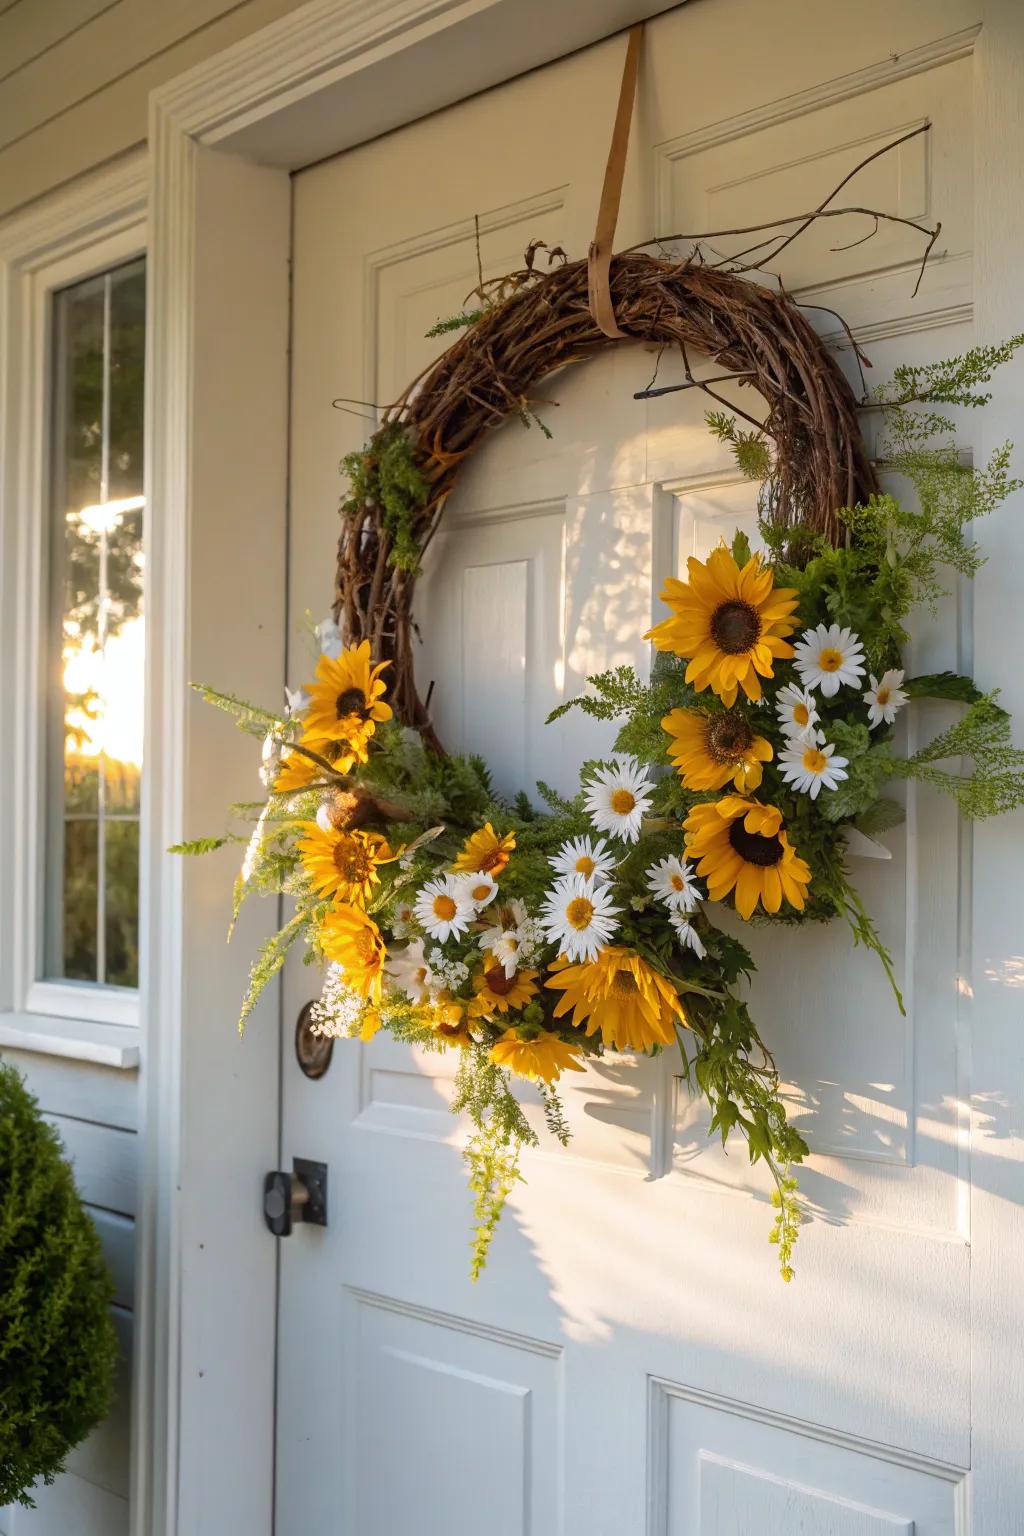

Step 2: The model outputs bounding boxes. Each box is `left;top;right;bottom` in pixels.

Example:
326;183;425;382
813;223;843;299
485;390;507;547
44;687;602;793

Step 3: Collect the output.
320;904;386;1000
468;964;539;1020
453;822;516;876
683;794;812;919
645;546;799;707
662;707;773;793
490;1029;585;1085
297;823;394;904
426;996;474;1049
274;733;360;791
302;641;392;750
546;947;686;1052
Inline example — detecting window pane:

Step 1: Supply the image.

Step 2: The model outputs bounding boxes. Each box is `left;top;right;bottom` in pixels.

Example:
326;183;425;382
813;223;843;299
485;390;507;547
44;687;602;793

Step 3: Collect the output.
104;820;140;988
47;258;145;989
62;820;98;982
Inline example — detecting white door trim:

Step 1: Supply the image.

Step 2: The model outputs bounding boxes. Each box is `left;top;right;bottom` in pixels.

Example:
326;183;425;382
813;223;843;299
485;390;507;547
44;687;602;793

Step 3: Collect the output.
137;3;1024;1534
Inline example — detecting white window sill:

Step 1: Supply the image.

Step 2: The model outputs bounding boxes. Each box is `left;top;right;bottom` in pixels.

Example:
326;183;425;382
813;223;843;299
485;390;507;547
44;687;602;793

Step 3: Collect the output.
0;1012;140;1070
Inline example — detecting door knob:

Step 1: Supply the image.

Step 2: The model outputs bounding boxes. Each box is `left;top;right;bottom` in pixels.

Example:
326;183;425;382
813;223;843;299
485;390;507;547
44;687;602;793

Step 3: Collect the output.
263;1158;328;1236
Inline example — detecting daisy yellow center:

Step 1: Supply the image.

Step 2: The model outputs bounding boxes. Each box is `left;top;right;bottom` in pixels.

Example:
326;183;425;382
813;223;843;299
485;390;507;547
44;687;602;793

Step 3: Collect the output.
470;881;492;901
876;687;891;705
333;841;374;882
610;789;636;815
484;966;515;996
575;855;596;877
802;746;828;774
414;966;428;984
793;702;810;726
704;711;753;763
670;873;685;891
818;648;843;673
728;820;784;868
565;896;595;931
710;599;762;655
432;894;457;921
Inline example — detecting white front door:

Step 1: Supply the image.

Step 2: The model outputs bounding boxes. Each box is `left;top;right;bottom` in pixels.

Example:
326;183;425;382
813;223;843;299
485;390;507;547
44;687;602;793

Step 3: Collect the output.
278;4;979;1529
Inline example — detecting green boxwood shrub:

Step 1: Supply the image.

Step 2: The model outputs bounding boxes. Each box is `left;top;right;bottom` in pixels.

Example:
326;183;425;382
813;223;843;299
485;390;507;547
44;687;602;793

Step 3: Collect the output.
0;1062;118;1508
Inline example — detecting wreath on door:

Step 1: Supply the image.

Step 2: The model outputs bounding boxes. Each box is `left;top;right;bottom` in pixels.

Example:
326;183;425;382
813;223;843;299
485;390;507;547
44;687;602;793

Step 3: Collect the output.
179;42;1024;1280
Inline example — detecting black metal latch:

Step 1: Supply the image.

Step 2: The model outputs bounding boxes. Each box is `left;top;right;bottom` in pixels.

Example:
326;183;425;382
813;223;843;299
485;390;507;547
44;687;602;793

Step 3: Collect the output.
263;1158;328;1236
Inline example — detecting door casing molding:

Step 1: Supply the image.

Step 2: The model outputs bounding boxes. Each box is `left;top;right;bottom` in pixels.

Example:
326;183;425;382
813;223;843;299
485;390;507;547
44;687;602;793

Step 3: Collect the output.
137;2;1024;1533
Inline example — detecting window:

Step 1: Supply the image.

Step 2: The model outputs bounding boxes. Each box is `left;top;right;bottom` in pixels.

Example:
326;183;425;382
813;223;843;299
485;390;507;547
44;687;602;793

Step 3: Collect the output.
46;259;146;990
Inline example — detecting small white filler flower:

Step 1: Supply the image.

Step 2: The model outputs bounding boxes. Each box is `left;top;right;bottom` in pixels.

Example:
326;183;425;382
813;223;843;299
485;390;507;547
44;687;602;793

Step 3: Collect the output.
583;756;654;843
645;855;701;913
864;668;908;729
778;738;849;800
540;873;621;963
793;623;866;697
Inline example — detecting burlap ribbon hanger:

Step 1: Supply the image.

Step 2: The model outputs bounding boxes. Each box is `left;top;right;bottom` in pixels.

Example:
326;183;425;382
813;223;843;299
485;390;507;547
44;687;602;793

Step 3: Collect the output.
586;22;644;339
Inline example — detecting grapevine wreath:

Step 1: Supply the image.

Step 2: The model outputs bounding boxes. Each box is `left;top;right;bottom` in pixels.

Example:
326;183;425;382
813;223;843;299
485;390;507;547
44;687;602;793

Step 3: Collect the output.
179;104;1024;1279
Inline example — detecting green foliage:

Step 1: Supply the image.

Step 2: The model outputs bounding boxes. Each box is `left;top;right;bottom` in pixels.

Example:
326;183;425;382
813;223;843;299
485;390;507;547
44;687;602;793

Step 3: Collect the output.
342;422;430;574
0;1066;118;1508
881;334;1024;409
892;693;1024;818
425;308;484;337
706;411;773;482
452;1048;537;1279
903;671;989;706
167;835;231;856
854;797;906;835
768;1173;802;1283
190;683;286;739
237;911;306;1033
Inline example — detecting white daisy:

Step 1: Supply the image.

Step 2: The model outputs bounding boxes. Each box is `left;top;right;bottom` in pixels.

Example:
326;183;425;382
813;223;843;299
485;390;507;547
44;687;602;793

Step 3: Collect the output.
793;623;866;697
778;738;849;799
391;899;417;939
864;668;908;729
480;929;523;979
455;869;499;909
413;875;474;942
384;939;436;1004
774;681;822;742
583;756;654;843
668;911;706;959
540;873;621;962
549;834;617;883
646;855;701;913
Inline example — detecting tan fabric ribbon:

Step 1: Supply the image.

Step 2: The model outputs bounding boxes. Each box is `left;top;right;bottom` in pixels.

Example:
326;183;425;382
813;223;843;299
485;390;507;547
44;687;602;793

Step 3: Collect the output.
587;22;644;339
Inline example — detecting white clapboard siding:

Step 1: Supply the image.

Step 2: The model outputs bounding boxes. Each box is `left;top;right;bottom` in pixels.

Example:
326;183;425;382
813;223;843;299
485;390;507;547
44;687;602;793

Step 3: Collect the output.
2;1049;137;1132
43;1114;137;1217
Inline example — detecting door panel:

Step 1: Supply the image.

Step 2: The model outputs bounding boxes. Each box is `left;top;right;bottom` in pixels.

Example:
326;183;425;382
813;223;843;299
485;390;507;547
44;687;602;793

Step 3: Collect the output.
281;4;980;1529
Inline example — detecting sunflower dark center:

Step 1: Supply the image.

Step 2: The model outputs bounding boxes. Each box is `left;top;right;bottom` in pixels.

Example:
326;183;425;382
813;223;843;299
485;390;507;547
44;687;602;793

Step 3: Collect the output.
613;970;639;994
484;966;515;996
728;820;784;867
333;840;373;882
710;600;761;655
335;686;370;721
704;711;754;763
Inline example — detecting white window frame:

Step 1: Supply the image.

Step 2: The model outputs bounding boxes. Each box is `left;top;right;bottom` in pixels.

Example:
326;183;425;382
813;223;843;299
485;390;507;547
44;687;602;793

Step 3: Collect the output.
0;156;147;1063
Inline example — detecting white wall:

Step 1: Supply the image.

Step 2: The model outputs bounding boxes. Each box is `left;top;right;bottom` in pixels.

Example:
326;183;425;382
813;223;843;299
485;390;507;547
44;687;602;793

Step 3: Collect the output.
0;0;311;221
0;4;304;1532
